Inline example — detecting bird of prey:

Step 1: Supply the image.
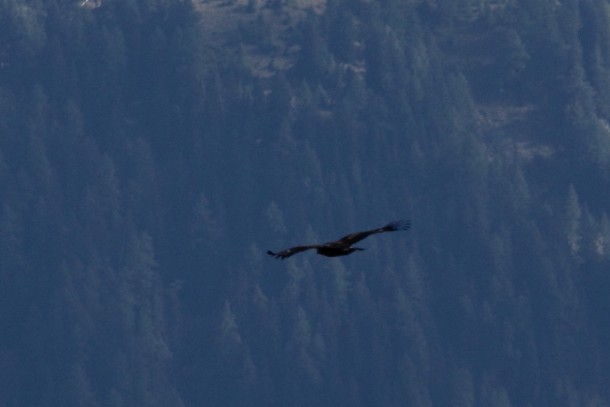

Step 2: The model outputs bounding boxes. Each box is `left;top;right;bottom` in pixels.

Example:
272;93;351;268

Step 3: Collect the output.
267;220;411;259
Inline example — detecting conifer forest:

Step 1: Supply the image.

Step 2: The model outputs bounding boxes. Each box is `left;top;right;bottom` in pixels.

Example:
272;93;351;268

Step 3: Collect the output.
1;0;610;405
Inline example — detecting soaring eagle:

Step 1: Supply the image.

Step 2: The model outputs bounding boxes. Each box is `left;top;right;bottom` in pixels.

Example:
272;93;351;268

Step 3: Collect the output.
267;220;411;259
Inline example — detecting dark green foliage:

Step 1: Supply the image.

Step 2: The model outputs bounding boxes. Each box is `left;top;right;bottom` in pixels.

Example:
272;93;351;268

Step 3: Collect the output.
1;0;610;406
294;13;333;82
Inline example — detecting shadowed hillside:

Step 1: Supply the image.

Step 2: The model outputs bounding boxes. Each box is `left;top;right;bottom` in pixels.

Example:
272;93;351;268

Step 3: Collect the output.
1;0;610;405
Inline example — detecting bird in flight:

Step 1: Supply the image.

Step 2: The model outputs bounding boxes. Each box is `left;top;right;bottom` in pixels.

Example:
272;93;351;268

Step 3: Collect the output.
267;220;411;259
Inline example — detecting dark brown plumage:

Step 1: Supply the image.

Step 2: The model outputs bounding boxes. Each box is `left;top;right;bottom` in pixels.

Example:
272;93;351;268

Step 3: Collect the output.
267;220;411;260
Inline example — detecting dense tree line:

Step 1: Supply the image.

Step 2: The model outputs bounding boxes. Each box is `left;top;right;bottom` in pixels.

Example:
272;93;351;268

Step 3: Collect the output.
1;0;610;405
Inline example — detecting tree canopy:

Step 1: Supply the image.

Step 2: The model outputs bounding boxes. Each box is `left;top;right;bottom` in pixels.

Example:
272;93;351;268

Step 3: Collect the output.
1;0;610;405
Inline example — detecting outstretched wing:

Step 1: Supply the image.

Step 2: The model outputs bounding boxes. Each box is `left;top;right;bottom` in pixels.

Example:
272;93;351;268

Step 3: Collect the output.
335;220;411;246
267;245;320;260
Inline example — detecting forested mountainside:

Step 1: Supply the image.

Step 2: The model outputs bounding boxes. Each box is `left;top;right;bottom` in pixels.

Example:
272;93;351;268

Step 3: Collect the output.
1;0;610;405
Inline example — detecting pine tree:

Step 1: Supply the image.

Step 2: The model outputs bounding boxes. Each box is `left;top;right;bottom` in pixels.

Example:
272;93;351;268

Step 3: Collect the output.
565;185;582;258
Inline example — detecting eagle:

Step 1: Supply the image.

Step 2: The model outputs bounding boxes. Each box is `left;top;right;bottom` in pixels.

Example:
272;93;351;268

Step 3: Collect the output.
267;220;411;259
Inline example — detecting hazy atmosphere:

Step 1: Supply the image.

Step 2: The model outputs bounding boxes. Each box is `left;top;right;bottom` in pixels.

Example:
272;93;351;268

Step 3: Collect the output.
1;0;610;405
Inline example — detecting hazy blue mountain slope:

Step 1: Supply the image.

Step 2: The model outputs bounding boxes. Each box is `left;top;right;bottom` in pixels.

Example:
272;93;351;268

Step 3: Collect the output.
0;0;609;406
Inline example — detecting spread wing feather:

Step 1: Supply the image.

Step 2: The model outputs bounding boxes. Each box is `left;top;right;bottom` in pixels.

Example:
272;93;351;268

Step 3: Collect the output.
267;245;320;260
335;220;411;246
